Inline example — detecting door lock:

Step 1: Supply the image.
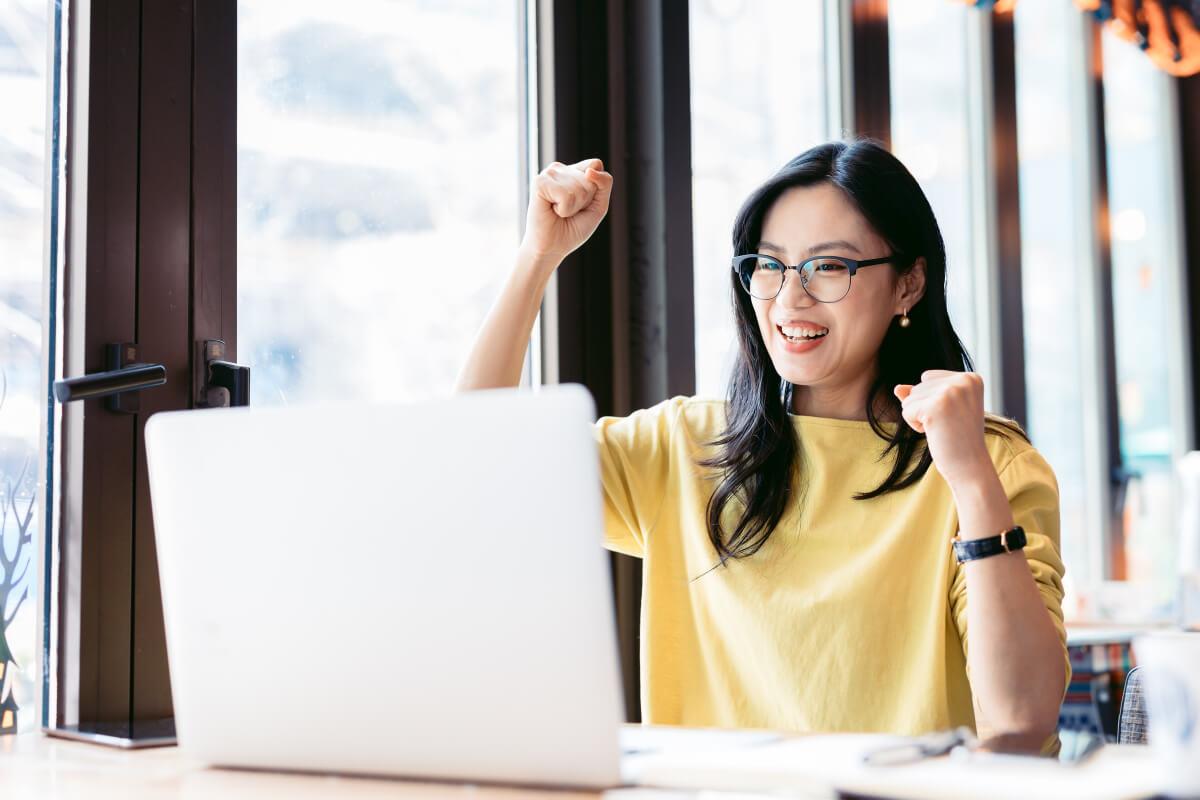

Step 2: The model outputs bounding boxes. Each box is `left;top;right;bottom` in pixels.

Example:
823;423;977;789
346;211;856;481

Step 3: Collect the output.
196;340;250;408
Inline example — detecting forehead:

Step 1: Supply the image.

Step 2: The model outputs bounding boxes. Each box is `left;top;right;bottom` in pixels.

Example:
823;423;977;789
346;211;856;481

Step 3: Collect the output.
758;183;884;257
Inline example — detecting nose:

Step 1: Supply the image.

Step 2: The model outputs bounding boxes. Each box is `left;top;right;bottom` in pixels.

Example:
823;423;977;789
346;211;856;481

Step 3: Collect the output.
776;266;816;308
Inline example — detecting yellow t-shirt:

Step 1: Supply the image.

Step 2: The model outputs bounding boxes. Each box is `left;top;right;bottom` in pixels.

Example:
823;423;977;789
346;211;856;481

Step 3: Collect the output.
595;395;1068;737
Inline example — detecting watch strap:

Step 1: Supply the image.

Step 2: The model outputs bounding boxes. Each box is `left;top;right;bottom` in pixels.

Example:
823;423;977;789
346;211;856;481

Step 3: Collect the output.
953;525;1027;564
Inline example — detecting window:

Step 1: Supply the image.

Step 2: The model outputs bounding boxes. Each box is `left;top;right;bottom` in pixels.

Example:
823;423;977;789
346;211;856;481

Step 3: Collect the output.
689;0;826;399
1013;0;1094;614
0;0;48;734
1016;8;1192;619
1101;27;1191;605
237;1;523;407
888;1;980;370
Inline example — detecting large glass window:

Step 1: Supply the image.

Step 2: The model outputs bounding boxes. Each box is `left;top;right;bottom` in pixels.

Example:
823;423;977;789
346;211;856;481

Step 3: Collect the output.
689;0;826;399
888;0;979;365
0;0;47;735
237;1;522;407
1101;28;1188;604
1013;0;1092;614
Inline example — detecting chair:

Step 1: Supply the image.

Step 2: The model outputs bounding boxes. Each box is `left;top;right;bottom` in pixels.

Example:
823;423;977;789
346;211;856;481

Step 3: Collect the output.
1117;666;1147;744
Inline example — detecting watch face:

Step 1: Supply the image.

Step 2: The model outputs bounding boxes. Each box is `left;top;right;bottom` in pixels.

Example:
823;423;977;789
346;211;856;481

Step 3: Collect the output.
1004;526;1027;551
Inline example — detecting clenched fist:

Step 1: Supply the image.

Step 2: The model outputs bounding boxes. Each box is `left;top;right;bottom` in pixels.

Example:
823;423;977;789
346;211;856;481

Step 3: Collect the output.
520;158;614;262
894;370;991;487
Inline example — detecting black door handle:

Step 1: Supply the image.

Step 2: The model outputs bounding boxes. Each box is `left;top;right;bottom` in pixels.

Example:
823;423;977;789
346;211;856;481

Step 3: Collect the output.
53;343;166;414
197;339;250;408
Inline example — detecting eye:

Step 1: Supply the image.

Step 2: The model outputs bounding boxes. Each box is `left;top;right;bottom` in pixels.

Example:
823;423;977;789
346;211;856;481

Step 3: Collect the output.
810;258;848;274
755;256;783;272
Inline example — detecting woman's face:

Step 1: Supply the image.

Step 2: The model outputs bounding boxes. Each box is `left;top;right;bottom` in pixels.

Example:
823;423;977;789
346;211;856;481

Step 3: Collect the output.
751;182;925;395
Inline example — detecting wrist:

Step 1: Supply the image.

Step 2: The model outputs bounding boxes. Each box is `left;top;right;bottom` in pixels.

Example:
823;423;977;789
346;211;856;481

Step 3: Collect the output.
516;242;565;278
941;449;997;494
946;460;1013;542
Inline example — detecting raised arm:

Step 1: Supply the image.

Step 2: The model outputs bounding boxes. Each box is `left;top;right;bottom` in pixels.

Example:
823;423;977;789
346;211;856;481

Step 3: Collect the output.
456;158;613;391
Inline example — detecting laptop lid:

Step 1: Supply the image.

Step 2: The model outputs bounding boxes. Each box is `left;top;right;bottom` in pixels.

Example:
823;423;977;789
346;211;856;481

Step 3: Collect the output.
144;384;625;787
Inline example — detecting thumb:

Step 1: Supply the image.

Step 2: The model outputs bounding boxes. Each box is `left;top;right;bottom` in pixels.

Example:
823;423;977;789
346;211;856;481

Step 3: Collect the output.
572;157;604;172
894;384;913;401
583;168;613;209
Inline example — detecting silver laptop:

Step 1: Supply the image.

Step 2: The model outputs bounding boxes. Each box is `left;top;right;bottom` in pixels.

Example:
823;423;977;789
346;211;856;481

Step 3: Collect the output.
144;384;626;788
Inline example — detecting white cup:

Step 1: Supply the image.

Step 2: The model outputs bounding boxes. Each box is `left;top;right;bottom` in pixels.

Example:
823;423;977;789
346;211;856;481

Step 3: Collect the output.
1135;631;1200;798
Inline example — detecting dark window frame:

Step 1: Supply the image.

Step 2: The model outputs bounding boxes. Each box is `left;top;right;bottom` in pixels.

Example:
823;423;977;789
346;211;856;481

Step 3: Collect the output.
539;0;696;722
53;0;236;728
1181;74;1200;448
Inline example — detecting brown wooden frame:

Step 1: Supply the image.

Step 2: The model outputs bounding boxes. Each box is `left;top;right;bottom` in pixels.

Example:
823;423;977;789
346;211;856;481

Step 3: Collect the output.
851;0;891;147
988;8;1028;428
56;0;237;727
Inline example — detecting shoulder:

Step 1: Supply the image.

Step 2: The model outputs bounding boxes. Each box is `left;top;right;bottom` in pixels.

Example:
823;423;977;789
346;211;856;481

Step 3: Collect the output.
595;395;726;447
677;395;727;437
982;412;1057;489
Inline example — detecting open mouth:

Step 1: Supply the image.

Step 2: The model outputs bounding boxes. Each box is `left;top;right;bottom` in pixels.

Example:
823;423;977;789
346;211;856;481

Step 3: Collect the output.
777;324;829;343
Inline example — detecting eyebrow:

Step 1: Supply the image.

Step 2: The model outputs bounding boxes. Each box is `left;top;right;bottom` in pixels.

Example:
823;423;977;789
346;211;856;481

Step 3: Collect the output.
757;239;863;257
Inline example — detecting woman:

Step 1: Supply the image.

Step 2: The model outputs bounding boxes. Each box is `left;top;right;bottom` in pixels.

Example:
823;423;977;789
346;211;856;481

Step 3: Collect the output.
457;140;1068;753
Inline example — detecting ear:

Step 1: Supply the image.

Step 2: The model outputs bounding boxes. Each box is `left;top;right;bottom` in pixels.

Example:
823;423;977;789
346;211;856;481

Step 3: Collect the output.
895;257;927;312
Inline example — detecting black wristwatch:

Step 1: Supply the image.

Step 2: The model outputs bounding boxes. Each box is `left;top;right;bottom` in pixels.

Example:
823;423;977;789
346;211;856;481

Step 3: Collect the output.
952;525;1027;564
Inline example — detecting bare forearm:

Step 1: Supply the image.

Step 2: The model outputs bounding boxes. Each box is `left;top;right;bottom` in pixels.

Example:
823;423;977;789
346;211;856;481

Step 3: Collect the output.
949;467;1065;744
457;158;612;390
455;247;560;391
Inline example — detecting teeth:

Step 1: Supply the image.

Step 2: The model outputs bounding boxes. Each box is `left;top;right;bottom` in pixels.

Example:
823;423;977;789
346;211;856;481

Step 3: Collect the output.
780;325;828;340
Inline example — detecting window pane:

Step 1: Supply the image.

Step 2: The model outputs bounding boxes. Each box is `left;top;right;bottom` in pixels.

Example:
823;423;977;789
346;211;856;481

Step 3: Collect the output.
1101;30;1185;598
1013;0;1091;611
888;0;977;361
689;0;826;398
238;2;521;407
0;0;47;735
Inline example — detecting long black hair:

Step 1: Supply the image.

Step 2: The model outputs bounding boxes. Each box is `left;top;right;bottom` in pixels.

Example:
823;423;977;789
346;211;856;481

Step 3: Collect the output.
700;139;1024;564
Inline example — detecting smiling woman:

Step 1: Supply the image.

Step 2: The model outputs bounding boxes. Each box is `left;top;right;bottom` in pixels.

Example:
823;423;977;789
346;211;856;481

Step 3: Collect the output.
705;144;958;564
458;139;1070;753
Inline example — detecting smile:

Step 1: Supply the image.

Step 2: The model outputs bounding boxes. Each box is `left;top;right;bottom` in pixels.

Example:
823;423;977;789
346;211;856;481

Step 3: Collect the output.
777;324;828;343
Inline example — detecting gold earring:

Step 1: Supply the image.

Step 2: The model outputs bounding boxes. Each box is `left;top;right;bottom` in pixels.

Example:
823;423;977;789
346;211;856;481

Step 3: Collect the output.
899;309;911;328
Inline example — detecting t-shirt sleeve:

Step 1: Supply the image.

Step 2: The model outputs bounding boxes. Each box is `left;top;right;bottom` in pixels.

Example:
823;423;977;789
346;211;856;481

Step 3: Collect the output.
593;397;681;558
949;446;1072;698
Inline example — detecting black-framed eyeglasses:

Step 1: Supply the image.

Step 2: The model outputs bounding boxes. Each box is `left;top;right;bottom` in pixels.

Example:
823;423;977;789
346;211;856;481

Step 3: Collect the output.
731;253;903;303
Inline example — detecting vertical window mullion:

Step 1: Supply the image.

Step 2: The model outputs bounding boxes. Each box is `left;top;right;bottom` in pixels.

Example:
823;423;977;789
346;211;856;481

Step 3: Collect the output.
519;0;541;390
852;0;890;147
965;10;1001;412
967;8;1027;424
823;0;854;140
1180;77;1200;452
1076;19;1118;585
1157;73;1196;466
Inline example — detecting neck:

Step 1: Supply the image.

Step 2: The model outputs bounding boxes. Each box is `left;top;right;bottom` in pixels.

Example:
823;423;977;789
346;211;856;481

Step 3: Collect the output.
789;366;889;422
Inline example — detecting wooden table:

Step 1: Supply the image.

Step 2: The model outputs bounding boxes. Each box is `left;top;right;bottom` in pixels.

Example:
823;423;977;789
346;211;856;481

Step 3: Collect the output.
0;734;639;800
0;729;1162;800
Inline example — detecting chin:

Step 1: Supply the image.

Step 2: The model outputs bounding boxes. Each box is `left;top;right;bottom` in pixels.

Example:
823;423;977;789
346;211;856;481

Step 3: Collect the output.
770;354;834;388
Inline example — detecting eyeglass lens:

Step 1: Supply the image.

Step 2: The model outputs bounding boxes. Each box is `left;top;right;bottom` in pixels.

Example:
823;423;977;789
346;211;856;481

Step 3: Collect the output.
743;256;851;302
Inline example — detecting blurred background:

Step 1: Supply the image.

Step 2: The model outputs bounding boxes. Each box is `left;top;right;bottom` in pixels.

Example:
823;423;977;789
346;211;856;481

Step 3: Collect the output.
2;0;1199;743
